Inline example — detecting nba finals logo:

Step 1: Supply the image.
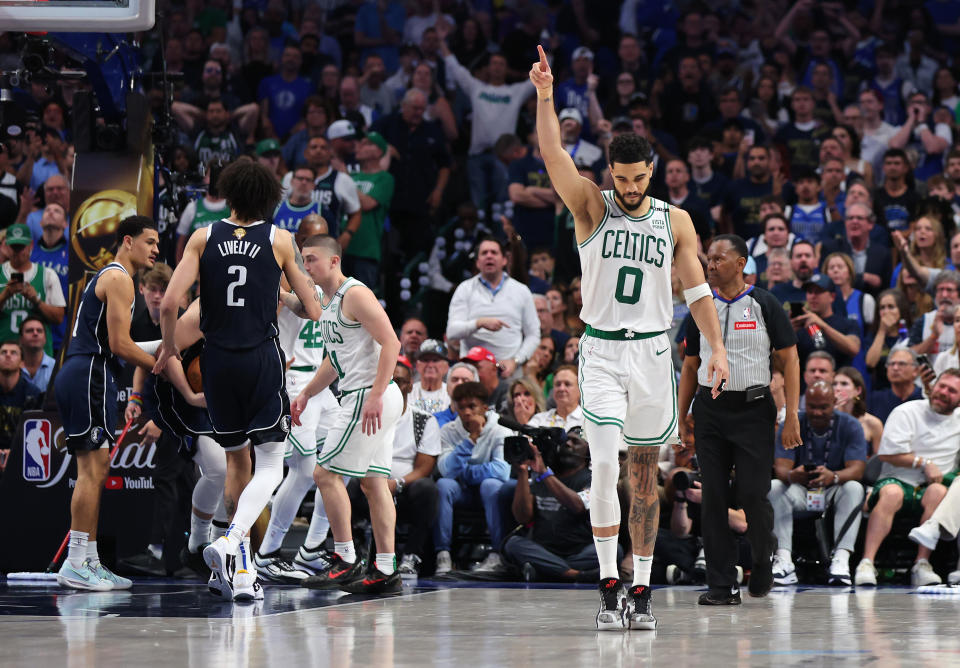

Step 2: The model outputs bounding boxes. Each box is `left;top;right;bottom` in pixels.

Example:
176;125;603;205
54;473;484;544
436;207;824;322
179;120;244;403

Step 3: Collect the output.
23;418;52;482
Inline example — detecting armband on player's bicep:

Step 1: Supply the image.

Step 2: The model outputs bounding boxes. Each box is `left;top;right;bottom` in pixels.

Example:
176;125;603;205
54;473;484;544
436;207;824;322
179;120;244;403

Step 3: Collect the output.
683;283;712;306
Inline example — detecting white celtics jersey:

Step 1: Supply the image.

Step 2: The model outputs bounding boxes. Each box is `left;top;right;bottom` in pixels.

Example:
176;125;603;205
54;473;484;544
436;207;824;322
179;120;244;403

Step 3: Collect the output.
278;286;326;370
578;192;675;333
320;277;380;392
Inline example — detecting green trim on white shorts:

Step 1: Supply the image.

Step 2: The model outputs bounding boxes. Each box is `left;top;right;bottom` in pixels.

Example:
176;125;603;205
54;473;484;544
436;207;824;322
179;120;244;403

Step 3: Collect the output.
623;369;678;447
316;388;365;466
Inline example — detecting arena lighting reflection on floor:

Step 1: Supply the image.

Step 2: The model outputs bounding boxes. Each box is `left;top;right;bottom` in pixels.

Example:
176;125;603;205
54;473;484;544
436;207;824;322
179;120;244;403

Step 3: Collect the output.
3;582;960;667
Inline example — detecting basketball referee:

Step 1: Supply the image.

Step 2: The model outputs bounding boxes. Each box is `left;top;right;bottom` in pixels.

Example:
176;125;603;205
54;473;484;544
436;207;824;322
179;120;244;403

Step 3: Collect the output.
678;234;802;605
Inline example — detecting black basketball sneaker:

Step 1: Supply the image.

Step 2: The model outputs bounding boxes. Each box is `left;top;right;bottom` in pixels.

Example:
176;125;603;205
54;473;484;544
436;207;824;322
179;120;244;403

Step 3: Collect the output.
596;577;628;630
301;553;362;589
627;585;657;630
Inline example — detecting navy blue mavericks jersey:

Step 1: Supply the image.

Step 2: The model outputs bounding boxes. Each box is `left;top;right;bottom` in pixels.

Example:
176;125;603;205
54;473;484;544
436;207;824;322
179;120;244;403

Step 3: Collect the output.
199;220;282;350
273;199;321;233
313;169;343;237
67;262;130;377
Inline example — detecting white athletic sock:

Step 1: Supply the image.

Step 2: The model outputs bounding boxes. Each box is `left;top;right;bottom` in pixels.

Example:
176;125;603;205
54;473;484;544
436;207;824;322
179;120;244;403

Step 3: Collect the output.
594;535;619;580
86;540;100;567
258;521;289;557
226;441;285;542
260;452;315;555
304;487;331;549
375;553;396;575
334;540;356;564
632;554;652;587
776;548;792;562
67;531;89;570
188;513;212;553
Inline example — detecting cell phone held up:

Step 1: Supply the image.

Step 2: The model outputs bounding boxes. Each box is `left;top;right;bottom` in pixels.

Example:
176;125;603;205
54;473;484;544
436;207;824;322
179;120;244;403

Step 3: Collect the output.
10;272;23;284
789;302;805;319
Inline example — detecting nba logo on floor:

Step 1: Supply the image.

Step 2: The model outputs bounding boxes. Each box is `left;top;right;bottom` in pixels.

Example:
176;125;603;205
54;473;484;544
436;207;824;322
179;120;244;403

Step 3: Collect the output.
23;419;52;482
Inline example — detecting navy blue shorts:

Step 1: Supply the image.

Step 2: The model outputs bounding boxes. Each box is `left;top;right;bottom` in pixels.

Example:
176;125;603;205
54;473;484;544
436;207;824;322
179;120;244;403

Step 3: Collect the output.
145;373;213;455
201;338;291;448
55;355;118;454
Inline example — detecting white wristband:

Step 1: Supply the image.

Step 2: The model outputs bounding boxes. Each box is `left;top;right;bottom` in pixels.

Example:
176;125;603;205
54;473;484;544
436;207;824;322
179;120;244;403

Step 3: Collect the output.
683;283;712;306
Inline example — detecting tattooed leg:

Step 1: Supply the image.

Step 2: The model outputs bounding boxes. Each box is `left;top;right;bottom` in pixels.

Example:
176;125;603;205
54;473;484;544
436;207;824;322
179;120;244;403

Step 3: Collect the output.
628;447;661;557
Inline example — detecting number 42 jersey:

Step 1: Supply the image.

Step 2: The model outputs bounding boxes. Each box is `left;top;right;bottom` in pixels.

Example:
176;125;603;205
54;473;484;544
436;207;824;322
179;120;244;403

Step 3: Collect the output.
578;192;675;333
199;219;282;349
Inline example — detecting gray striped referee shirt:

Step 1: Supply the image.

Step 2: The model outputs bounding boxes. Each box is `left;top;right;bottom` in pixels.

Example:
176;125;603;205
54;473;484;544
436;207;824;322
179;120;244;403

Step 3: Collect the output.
685;285;796;391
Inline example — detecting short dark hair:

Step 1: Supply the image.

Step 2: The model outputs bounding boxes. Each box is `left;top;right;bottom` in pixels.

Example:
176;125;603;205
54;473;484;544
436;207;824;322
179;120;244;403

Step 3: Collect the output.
217;160;282;222
302;234;342;258
791;239;816;256
608;133;653;166
453;381;489;405
763;213;790;231
687;136;713;153
0;338;22;354
116;215;157;245
19;314;45;333
711;234;748;259
475;234;507;256
530;246;554;258
883;147;908;163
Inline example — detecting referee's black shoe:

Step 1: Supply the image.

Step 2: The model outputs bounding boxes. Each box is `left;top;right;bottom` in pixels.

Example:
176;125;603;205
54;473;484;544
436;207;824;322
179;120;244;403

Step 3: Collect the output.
698;588;742;605
748;550;774;598
301;554;363;589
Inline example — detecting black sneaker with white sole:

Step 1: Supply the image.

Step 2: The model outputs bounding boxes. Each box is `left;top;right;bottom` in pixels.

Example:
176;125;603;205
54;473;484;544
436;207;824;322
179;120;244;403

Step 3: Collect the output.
596;578;627;631
627;585;657;630
254;550;310;583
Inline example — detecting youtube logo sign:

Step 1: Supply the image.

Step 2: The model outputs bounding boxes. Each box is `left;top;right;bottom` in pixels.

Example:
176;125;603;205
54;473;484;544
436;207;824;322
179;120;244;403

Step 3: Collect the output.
105;477;124;490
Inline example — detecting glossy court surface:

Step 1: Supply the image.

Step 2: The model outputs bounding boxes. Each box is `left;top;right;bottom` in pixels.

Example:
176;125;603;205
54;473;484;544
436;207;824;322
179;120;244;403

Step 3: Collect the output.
2;580;960;666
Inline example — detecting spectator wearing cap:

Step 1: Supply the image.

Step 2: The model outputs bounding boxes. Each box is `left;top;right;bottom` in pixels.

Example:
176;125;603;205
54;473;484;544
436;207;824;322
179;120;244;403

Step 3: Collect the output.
17;126;67;192
774;87;832;174
273;165;321;232
280;135;360;238
344;132;393;288
433;380;513;575
665;159;712;243
255;138;285;181
19;314;54;392
434;362;480;428
687;137;728;225
258;44;312;141
282;97;332;169
656;55;718;147
411;339;450;414
790;273;861;370
558;108;604;181
370;88;451;261
507;129;556;253
819;203;891;294
29;201;69;354
555;48;597;136
436;21;536;211
327;119;360;173
0;224;65;357
446;236;540;381
461;346;510;416
354;0;406;75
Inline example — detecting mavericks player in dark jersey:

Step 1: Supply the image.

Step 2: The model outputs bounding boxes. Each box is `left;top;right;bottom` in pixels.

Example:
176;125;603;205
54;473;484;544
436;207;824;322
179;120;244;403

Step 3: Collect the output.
156;160;323;602
54;216;160;590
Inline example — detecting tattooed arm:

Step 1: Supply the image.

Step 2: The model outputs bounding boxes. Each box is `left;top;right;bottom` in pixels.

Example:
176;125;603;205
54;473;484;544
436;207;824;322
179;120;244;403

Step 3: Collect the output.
277;229;323;320
627;447;661;556
279;290;309;319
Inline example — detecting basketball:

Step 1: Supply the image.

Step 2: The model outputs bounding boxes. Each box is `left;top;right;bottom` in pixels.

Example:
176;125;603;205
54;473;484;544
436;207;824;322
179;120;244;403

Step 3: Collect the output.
186;356;202;394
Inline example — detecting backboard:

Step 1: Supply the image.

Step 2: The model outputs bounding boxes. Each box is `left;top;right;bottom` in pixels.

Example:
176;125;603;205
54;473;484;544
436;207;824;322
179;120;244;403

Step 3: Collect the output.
0;0;155;32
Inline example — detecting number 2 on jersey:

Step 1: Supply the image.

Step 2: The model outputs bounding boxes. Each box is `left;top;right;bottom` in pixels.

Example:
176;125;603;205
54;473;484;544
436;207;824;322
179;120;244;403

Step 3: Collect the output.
226;265;247;307
615;266;643;304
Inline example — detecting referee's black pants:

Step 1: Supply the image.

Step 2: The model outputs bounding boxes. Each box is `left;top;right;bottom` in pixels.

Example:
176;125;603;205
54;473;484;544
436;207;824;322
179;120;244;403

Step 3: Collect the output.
693;387;777;592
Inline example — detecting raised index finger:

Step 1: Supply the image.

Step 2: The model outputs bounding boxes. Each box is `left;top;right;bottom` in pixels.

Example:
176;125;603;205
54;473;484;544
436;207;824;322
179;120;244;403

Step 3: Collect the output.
537;45;547;69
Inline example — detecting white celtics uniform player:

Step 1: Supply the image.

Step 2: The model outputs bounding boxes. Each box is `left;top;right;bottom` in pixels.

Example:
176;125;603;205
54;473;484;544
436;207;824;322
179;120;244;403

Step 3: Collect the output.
316;278;403;478
530;43;727;632
278;289;339;458
578;191;678;447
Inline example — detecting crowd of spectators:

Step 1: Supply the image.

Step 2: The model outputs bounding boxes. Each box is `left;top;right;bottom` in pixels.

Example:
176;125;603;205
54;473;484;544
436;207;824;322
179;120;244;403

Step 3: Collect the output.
2;0;960;585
